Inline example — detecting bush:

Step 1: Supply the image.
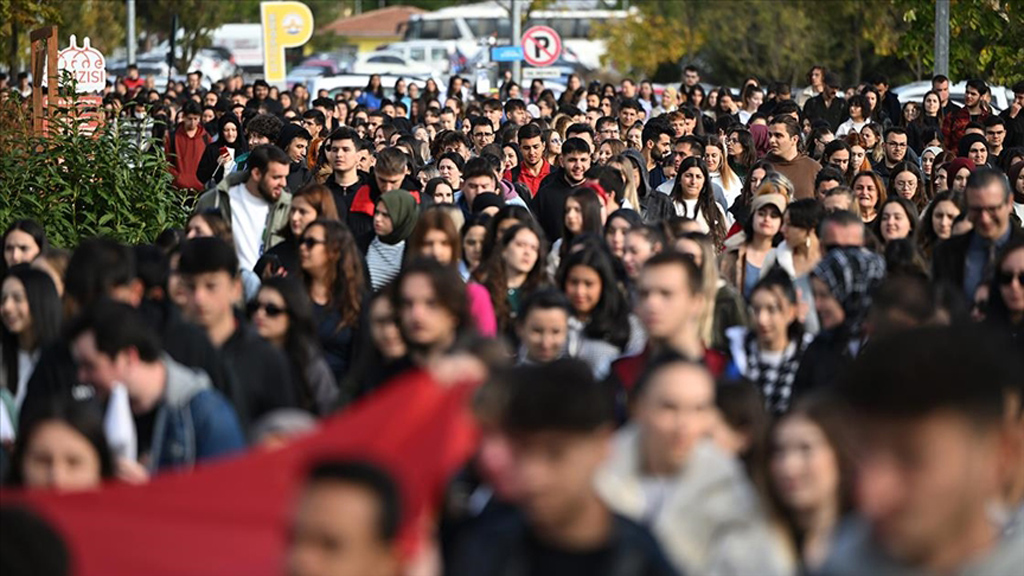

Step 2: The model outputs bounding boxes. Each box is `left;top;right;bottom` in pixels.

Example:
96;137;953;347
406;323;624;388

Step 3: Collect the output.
0;77;189;248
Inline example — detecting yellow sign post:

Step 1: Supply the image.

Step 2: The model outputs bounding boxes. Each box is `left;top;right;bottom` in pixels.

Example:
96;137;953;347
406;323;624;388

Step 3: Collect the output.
260;1;314;84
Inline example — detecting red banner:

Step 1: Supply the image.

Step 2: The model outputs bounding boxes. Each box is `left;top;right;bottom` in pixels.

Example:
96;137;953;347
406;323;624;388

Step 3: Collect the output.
1;370;480;576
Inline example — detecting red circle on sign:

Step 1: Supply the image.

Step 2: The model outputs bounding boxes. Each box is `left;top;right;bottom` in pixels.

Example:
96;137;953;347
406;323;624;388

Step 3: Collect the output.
521;25;562;68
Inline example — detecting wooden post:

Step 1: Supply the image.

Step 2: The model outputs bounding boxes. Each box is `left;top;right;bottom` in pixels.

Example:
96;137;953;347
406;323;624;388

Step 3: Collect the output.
29;26;58;136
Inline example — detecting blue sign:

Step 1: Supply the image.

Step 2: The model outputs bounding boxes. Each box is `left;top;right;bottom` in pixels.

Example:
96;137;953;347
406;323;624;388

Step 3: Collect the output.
491;46;524;62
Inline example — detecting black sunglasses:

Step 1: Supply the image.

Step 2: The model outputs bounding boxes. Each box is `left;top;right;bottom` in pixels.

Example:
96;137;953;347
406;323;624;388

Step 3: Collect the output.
997;271;1024;286
248;302;287;317
299;237;326;249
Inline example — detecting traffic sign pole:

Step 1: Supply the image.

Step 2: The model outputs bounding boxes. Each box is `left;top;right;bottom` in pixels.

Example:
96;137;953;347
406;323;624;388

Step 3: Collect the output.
511;0;522;87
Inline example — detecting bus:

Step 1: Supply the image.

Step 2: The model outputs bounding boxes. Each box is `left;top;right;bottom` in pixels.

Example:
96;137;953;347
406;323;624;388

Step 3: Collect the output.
397;1;631;71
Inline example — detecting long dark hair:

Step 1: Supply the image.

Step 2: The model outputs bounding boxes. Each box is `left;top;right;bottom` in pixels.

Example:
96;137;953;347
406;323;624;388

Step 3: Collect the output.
253;277;322;413
823;139;855;183
727;128;758;169
766;394;854;561
482;205;534;263
751;267;804;343
2;220;48;276
887;161;928;210
474;222;548;333
2;265;62;396
557;246;631;351
9;400;116;486
986;239;1024;329
916;190;961;259
301;219;365;330
560;187;604;259
671;156;728;248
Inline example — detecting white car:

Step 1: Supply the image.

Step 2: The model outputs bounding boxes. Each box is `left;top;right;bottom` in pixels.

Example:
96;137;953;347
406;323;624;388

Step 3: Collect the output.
893;80;1010;113
349;51;435;77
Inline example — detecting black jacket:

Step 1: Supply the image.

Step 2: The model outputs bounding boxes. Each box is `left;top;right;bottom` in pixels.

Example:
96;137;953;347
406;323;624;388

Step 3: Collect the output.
804;94;849;132
286;160;312;194
448;510;678;576
218;321;299;426
932;227;1024;295
531;168;579;242
790;328;857;397
255;237;301;279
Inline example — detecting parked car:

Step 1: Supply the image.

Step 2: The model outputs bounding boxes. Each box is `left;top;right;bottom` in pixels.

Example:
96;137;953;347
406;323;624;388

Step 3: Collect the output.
349;51;435;77
893;80;1010;113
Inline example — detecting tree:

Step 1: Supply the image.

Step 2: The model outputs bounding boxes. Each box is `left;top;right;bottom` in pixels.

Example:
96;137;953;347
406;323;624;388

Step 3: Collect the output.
593;0;706;79
54;0;127;55
0;0;60;72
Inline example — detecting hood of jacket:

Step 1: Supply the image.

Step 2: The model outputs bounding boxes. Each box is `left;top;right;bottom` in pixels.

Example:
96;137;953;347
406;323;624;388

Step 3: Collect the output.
162;356;212;409
621;148;651;198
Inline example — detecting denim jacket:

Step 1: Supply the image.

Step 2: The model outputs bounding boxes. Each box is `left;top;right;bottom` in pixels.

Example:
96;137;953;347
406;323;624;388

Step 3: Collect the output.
148;357;246;473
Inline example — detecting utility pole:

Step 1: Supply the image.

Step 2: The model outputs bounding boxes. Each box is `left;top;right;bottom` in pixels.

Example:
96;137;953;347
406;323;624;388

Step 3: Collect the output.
511;0;522;86
934;0;950;77
127;0;137;65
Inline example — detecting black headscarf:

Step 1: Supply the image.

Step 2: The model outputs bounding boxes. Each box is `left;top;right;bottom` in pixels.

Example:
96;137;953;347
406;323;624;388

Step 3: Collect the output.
218;114;247;151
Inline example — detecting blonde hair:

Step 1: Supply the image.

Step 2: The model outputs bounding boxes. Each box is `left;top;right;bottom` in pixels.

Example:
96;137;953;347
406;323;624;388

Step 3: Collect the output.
607;156;641;212
756;173;795;200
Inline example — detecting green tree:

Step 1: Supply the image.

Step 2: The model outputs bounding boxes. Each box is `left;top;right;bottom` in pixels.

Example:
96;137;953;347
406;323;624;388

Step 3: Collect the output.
54;0;127;55
0;0;60;72
0;73;189;247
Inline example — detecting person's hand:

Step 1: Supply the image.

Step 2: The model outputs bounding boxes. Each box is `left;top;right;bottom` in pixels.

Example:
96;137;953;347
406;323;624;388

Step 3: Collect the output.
1010;101;1022;118
427;353;487;388
217;151;231;165
116;458;150;484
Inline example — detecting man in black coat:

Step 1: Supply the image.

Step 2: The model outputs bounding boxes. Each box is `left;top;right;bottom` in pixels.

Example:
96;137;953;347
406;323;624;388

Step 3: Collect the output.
531;137;592;242
933;168;1024;299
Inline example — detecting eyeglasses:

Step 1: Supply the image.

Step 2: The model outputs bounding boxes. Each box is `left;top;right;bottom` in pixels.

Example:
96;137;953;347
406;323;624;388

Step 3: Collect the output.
299;237;326;249
997;270;1024;286
966;204;1006;217
248;302;287;317
886;141;908;148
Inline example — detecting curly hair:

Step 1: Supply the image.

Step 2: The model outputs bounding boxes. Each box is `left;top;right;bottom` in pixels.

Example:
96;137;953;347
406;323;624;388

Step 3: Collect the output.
302;219;365;331
474;222;548;334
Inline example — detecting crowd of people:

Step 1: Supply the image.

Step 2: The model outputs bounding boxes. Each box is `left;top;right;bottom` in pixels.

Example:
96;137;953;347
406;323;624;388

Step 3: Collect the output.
2;63;1024;576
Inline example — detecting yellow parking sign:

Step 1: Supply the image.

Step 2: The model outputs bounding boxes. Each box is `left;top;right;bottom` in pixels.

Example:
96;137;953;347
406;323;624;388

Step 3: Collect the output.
261;1;314;83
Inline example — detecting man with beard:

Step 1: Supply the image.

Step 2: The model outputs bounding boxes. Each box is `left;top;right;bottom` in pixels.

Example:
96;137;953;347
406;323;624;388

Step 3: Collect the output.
642;120;675;190
196;145;293;270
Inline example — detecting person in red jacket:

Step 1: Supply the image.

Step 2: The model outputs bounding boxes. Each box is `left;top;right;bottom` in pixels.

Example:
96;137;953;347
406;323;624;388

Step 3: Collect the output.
942;79;992;151
610;251;727;396
166;100;210;193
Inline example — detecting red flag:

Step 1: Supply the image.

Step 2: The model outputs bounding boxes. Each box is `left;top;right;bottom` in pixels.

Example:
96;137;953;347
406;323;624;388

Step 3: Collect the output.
1;370;480;576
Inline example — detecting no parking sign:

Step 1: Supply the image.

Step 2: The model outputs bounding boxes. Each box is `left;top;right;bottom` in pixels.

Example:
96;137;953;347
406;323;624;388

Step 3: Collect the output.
521;25;562;68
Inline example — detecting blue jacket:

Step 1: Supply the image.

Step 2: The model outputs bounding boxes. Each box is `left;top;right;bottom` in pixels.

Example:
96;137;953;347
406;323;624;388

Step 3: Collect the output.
148;357;246;473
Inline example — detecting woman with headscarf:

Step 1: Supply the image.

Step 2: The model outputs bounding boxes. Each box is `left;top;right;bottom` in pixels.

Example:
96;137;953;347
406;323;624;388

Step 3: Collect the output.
749;123;772;158
366;189;417;291
791;247;886;397
195;114;248;186
945;157;977;194
957;133;990;167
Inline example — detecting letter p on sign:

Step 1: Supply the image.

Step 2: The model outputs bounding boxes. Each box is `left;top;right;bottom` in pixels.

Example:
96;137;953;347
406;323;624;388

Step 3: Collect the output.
261;1;314;83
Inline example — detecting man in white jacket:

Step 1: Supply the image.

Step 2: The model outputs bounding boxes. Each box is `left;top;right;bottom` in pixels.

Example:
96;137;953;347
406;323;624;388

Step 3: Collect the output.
595;354;793;576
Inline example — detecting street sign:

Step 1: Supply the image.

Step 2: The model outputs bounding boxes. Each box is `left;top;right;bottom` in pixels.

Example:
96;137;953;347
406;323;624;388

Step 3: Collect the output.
491;46;524;62
522;67;561;80
521;25;562;68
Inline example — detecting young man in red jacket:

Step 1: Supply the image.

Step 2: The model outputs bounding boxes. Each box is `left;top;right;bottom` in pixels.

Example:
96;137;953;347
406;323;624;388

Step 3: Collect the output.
166;100;210;193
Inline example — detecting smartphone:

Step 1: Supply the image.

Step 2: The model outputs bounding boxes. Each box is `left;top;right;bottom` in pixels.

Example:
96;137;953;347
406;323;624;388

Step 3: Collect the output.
219;146;228;156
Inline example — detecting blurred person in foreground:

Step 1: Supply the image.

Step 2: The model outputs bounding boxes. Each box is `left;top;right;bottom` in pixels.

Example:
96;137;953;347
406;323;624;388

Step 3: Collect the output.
448;359;678;576
286;460;402;576
596;354;791;576
821;326;1024;574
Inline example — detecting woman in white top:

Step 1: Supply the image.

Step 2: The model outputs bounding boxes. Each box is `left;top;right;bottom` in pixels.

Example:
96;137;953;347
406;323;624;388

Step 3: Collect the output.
738;84;764;126
660;156;729;249
1;265;62;414
705;135;743;211
834;94;871;137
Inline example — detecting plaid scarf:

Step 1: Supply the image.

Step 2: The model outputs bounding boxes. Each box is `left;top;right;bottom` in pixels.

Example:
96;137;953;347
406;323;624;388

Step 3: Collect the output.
812;247;887;336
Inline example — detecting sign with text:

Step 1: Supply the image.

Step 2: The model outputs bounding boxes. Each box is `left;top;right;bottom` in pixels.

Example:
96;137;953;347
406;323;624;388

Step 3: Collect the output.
522;67;561;80
261;1;314;83
521;25;562;68
491;45;524;62
43;35;106;93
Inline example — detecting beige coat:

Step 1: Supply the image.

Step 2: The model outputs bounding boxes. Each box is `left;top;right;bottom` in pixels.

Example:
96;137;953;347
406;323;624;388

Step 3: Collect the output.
595;426;795;576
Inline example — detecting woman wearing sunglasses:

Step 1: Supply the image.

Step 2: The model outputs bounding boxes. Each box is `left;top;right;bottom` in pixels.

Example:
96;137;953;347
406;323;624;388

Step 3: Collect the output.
299;219;367;385
249;277;338;416
986;239;1024;354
